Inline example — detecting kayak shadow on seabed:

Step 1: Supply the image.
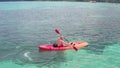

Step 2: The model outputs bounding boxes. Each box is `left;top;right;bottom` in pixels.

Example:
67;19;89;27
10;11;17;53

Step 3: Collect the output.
37;50;66;68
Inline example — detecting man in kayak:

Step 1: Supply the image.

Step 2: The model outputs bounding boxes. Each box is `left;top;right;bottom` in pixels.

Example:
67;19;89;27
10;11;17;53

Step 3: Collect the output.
53;36;71;47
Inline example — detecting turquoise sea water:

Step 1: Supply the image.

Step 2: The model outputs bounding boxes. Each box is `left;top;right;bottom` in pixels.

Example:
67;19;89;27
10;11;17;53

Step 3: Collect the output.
0;1;120;68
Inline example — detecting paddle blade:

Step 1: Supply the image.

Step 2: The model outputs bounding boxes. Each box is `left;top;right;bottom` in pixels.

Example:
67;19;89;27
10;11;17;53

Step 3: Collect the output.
73;45;78;51
55;29;60;34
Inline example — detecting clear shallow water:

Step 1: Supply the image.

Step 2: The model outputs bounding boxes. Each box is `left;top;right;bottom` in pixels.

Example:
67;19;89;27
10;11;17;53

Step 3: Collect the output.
0;1;120;68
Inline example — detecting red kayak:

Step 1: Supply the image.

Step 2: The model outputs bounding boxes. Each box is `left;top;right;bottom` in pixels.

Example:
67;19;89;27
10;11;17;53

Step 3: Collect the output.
38;42;88;51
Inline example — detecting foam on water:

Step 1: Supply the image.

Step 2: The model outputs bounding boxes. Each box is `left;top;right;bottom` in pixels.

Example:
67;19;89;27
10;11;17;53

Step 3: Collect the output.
24;52;33;61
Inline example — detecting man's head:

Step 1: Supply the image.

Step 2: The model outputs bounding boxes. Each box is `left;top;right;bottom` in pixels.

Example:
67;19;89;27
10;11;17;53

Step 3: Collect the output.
60;36;64;40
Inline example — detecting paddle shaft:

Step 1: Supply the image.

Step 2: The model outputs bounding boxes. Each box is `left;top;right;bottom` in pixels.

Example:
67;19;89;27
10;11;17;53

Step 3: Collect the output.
55;29;78;51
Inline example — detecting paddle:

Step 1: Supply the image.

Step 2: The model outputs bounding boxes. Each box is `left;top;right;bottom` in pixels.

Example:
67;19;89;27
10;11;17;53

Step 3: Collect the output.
73;45;78;51
55;29;78;51
55;29;69;42
55;29;61;35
